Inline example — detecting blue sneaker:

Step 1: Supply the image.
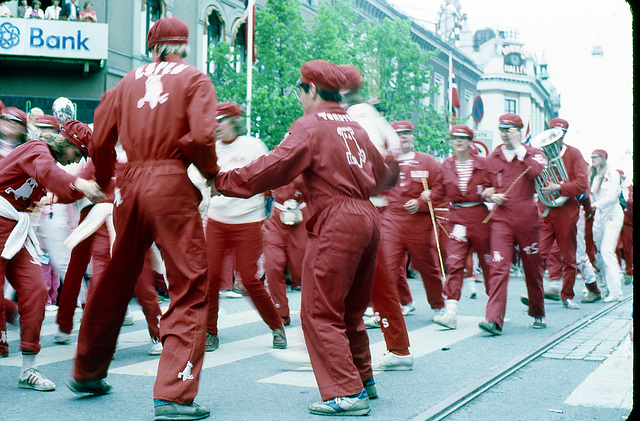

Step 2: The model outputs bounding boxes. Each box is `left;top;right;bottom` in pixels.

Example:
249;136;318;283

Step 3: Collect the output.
308;389;370;416
363;378;378;399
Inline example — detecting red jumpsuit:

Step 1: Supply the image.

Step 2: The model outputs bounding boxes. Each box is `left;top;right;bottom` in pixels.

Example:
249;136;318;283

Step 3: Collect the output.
263;176;309;320
0;141;83;355
215;101;392;401
616;185;632;276
433;154;491;301
483;144;546;329
380;151;445;310
536;144;589;301
72;56;219;406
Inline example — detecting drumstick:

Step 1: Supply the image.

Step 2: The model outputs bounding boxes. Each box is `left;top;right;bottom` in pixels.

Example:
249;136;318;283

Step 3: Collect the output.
482;166;531;224
421;178;446;281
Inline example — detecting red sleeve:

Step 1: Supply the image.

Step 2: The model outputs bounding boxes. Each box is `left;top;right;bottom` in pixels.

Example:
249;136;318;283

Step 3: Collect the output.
559;148;589;197
25;145;83;203
91;89;119;189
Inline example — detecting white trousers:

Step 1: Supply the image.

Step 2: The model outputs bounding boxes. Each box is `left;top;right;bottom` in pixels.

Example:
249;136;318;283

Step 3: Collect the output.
593;207;624;298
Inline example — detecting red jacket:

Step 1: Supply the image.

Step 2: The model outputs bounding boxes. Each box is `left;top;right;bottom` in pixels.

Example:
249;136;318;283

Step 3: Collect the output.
537;143;589;215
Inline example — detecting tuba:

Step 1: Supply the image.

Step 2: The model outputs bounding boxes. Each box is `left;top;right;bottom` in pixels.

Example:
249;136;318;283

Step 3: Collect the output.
530;128;569;207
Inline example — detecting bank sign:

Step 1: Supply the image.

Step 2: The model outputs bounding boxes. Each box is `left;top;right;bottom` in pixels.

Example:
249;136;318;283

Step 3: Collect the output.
0;18;108;60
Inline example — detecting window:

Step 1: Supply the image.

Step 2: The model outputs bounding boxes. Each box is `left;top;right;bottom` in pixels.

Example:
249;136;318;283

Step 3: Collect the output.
144;0;162;56
433;73;445;111
207;9;223;48
505;98;517;113
233;22;247;70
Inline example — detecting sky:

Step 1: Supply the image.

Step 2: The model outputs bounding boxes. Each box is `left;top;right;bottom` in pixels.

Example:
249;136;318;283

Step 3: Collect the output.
386;0;634;179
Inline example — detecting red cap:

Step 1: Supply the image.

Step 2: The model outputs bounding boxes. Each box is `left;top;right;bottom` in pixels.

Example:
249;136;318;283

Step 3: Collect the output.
299;60;346;93
591;149;608;160
337;64;363;93
147;17;189;49
34;114;61;130
391;120;414;133
498;113;524;129
449;124;474;139
616;169;625;176
60;120;91;155
216;102;243;120
549;117;569;130
1;107;27;127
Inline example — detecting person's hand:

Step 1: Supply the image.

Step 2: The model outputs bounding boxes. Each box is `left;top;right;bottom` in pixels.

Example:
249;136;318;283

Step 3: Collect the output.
73;178;104;203
540;182;561;195
206;177;220;197
490;193;507;205
481;187;495;200
420;190;432;203
404;199;420;214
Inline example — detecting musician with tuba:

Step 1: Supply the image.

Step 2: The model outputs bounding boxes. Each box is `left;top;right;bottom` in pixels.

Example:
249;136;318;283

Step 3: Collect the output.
531;118;589;309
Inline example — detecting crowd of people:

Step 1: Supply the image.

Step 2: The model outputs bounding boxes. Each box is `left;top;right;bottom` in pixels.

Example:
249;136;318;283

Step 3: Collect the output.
0;15;633;421
0;0;97;22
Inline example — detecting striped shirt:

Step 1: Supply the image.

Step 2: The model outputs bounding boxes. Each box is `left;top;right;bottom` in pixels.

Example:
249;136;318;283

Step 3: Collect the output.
455;159;474;195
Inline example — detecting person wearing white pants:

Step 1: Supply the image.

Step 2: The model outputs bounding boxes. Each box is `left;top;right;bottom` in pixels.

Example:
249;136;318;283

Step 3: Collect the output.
589;149;624;302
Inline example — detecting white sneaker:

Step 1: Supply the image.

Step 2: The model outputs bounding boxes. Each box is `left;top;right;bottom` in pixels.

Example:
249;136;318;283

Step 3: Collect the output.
401;302;415;316
18;368;56;391
432;310;458;329
603;295;623;303
364;316;380;329
45;304;58;312
562;299;580;309
122;307;134;326
270;345;311;367
364;306;374;317
431;308;445;322
149;338;163;356
219;289;243;299
54;329;71;344
372;351;414;371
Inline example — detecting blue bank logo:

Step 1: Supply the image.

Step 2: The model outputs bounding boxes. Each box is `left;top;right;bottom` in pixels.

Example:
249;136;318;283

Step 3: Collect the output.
0;22;21;50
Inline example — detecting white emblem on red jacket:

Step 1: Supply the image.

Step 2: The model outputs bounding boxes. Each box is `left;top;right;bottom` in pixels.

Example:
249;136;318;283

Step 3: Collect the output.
338;127;366;169
5;178;37;201
137;74;169;109
178;361;194;381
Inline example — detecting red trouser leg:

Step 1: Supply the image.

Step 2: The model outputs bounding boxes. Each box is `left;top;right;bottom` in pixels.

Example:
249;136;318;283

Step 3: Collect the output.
405;224;445;310
539;207;579;301
301;202;378;401
135;250;162;339
546;241;563;281
370;245;410;352
584;216;597;265
621;223;633;275
443;237;468;301
73;167;209;406
516;222;545;319
56;207;95;334
396;254;413;305
286;223;307;288
263;223;291;318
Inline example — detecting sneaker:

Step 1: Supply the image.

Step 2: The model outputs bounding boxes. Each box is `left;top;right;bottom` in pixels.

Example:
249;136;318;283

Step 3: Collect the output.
232;284;248;296
205;333;219;352
272;328;287;349
432;310;457;329
401;302;415;316
281;316;291;326
603;295;622;303
544;287;561;300
1;347;8;358
290;285;302;292
533;318;547;329
581;291;602;303
363;378;378;400
219;289;243;299
270;346;311;367
520;295;529;306
364;316;380;329
372;351;414;371
122;307;134;326
45;304;58;312
308;389;371;416
18;368;56;391
66;378;111;395
624;275;633;285
154;401;210;421
562;299;579;309
54;329;71;345
431;308;445;322
478;320;502;335
149;338;163;356
364;306;374;317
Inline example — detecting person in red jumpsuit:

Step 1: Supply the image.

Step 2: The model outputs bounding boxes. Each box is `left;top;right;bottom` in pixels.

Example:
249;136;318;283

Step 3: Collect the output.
381;120;446;323
479;113;546;335
530;118;589;310
431;124;491;329
214;60;393;416
0;122;101;391
68;17;219;421
263;175;309;326
615;170;632;285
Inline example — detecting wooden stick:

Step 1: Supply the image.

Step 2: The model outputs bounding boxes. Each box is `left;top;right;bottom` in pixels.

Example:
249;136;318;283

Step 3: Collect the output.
482;166;531;224
421;178;446;281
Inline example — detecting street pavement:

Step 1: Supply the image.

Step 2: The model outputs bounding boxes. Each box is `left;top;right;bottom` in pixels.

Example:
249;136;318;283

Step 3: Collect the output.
0;272;634;420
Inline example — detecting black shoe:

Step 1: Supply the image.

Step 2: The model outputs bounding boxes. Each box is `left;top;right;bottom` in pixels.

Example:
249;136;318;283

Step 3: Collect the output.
478;320;502;335
520;295;529;306
533;318;547;329
67;378;112;395
154;402;210;421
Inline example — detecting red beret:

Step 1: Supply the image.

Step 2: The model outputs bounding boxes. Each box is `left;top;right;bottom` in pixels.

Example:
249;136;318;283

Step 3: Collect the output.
299;60;346;93
498;113;524;129
337;64;363;93
549;117;569;130
147;17;189;48
216;102;243;120
449;124;474;139
391;120;414;133
616;169;625;176
60;120;91;155
591;149;608;160
34;114;61;130
1;107;27;127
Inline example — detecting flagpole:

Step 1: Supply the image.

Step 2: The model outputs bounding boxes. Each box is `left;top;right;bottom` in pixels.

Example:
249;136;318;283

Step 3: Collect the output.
448;52;453;129
246;0;255;136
